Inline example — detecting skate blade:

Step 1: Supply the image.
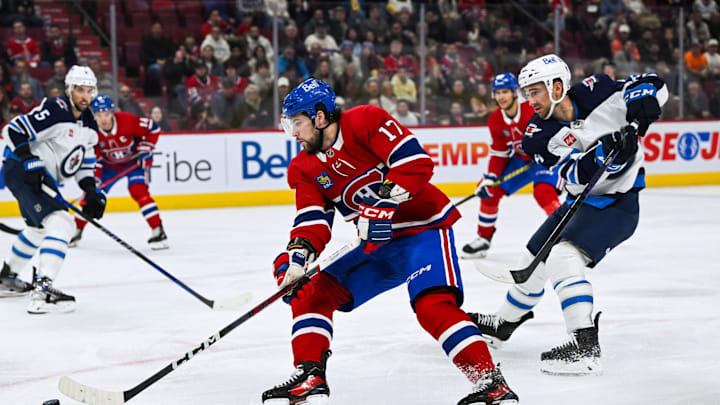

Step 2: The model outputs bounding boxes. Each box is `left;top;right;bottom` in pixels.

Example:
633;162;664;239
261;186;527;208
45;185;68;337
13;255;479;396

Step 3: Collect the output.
263;395;329;405
149;241;169;250
540;358;603;376
461;250;488;260
0;289;31;298
27;301;76;314
479;335;505;350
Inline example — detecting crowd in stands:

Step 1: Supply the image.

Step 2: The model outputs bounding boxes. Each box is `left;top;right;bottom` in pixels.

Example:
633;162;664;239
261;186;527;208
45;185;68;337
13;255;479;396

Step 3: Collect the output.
3;0;720;130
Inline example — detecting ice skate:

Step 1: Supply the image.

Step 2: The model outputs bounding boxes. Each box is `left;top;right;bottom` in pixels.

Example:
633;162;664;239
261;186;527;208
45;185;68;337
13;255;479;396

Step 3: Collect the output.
148;225;169;250
468;311;534;349
68;228;83;248
262;351;331;405
0;262;32;297
540;312;602;376
27;270;76;314
457;366;519;405
462;233;494;259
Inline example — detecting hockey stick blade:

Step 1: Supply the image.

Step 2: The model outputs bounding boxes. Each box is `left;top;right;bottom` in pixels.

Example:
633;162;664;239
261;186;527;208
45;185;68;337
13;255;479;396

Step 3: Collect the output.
472;260;516;284
211;291;253;310
59;376;125;405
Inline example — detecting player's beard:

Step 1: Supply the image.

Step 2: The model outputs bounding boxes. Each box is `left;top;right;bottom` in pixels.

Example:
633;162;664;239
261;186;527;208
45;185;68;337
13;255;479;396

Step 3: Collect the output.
303;129;324;154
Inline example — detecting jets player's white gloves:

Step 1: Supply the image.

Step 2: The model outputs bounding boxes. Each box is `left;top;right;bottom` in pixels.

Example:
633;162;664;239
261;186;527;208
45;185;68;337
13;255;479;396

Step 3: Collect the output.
273;237;317;302
474;173;499;199
135;142;154;168
16;144;45;193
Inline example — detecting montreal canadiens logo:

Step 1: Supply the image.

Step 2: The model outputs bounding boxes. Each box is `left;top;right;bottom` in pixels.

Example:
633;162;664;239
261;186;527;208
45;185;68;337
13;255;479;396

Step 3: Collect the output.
341;167;384;212
61;145;86;177
677;133;699;161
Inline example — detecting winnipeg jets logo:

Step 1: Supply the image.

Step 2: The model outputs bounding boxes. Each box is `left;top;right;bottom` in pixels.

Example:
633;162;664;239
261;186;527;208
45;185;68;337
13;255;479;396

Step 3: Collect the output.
56;98;68;111
525;123;542;137
582;76;597;92
61;145;86;177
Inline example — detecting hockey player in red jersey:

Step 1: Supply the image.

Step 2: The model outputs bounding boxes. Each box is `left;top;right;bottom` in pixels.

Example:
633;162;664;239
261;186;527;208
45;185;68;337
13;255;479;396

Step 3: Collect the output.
70;95;168;249
462;73;562;259
262;78;518;405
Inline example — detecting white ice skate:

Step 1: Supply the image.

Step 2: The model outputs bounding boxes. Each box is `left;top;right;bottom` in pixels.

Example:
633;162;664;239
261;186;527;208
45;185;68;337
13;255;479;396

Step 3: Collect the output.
148;225;169;250
27;272;76;314
461;235;492;259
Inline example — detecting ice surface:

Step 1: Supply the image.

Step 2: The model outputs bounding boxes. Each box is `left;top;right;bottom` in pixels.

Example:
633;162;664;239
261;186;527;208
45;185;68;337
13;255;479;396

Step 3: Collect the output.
1;186;719;405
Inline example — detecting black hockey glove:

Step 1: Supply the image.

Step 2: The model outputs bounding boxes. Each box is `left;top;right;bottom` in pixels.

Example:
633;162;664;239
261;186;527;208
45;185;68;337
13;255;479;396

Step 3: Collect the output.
15;144;45;193
625;92;660;137
79;177;107;219
599;124;639;165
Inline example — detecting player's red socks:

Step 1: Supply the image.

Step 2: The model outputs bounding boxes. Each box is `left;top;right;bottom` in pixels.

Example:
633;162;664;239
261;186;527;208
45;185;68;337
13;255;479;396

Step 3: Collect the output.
533;182;561;215
290;273;352;365
415;290;495;383
129;183;162;228
477;188;505;239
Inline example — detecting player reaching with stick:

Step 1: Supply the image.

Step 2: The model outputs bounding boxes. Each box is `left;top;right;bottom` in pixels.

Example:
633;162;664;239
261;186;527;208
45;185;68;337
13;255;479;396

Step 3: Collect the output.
466;55;666;375
262;78;518;405
461;73;561;259
70;95;168;250
0;66;105;313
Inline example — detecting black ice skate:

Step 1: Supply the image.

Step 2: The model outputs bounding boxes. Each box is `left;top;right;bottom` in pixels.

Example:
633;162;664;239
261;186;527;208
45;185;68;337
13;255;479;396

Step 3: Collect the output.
540;312;602;375
458;367;519;405
461;231;494;259
468;311;534;349
148;225;169;250
262;350;331;405
0;262;32;297
27;269;76;314
68;228;83;248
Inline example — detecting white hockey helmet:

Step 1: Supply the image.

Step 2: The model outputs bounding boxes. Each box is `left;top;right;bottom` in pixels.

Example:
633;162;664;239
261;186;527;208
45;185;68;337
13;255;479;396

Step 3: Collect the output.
518;54;571;119
65;65;98;106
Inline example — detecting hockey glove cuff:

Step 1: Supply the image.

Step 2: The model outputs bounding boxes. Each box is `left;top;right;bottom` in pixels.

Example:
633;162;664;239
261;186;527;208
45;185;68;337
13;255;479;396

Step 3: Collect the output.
16;144;45;193
474;173;499;199
358;197;398;254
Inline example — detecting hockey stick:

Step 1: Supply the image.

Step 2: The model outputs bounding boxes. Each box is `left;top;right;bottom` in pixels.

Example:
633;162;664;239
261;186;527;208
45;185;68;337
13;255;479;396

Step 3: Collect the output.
58;239;361;405
70;163;140;204
454;161;535;207
0;222;21;235
473;125;634;284
41;183;251;310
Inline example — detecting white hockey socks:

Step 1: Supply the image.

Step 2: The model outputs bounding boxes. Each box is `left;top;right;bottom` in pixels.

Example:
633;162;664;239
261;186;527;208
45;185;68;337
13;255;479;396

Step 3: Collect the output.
37;211;74;280
6;226;44;272
546;241;594;332
496;249;547;322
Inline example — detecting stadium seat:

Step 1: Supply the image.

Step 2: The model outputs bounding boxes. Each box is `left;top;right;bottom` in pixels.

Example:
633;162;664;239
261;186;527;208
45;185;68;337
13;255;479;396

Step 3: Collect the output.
29;66;53;83
125;0;150;13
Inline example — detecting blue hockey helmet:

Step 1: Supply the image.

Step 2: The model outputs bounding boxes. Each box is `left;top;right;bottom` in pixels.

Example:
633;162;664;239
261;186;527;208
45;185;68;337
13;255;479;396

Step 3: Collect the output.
91;94;115;112
491;73;518;96
281;78;336;134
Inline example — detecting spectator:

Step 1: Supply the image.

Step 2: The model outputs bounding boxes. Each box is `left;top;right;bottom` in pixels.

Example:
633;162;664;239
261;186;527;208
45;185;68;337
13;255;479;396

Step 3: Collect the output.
245;25;274;60
425;64;449;98
278;76;291;100
659;27;677;65
386;0;413;17
345;27;363;57
6;0;44;27
390;65;417;104
224;63;249;94
189;101;223;130
201;24;231;64
611;25;639;58
226;43;248;68
614;41;641;76
600;0;626;17
280;23;306;58
163;49;193;113
380;80;397;114
329;6;349;44
11;60;43;100
393;99;419;126
636;29;656;61
140;22;175;96
359;77;382;105
469;55;493;85
117;84;144;116
584;22;613;61
363;5;389;45
201;45;225;77
301;9;327;37
249;63;274;97
331;40;361;78
439;43;467;77
304;23;339;56
40;24;77;67
685;81;711;118
150;105;172;131
10;81;39;114
278;46;310;81
186;62;220;106
0;87;10;124
388;19;417;48
335;95;346;112
44;59;66;96
183;33;201;60
685;41;710;78
231;84;272;128
313;59;336;89
448;101;466;125
211;77;244;128
88;56;113;96
248;44;274;76
694;0;719;22
201;9;229;37
686;11;712;46
360;41;384;79
448;78;470;105
7;20;41;67
704;38;720;77
602;60;617;80
466;95;491;124
709;80;720;117
383;40;418;78
336;63;364;105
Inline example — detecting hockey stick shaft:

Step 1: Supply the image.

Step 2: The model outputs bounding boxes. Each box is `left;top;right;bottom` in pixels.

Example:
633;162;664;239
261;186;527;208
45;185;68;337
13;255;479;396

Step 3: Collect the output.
42;184;220;310
509;134;632;284
455;161;535;207
70;163;140;205
58;239;361;405
0;222;21;235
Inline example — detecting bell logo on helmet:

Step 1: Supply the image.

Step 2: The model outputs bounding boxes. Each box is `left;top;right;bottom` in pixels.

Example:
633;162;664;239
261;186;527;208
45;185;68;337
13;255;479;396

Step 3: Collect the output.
301;80;319;92
542;56;559;64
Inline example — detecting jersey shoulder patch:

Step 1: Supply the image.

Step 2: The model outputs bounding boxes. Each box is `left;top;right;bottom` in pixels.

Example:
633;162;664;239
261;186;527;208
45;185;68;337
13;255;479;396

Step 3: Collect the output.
522;116;564;167
570;74;623;120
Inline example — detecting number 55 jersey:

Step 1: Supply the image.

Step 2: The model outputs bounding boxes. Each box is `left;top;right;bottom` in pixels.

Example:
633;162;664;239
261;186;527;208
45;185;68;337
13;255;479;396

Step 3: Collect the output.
287;105;461;254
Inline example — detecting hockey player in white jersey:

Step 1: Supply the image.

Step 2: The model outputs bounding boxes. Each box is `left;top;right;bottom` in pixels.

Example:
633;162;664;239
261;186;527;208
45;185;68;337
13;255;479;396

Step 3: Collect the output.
467;54;667;375
0;65;105;314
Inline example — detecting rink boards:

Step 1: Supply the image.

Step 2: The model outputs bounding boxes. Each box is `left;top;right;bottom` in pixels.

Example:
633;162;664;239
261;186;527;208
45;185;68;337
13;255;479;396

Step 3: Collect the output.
1;120;719;216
